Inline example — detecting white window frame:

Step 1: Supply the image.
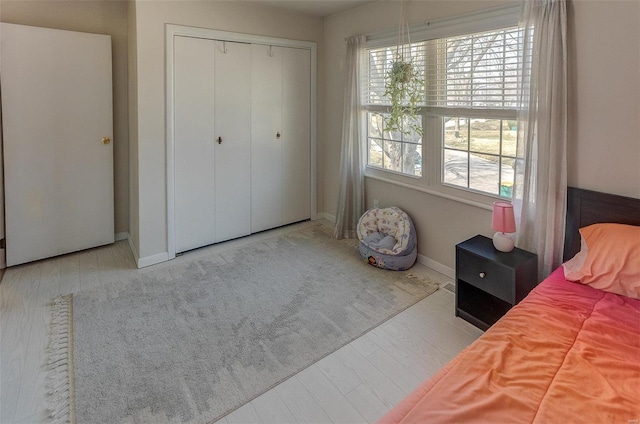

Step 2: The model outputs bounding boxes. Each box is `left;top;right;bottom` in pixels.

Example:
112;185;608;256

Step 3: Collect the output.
363;4;522;209
364;108;424;178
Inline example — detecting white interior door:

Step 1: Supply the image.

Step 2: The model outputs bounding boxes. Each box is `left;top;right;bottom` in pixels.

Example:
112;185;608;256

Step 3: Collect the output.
174;36;216;253
282;47;311;225
1;23;114;266
214;40;251;241
251;44;283;233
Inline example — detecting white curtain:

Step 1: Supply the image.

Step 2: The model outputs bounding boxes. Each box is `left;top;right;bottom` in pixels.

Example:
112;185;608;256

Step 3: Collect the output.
335;35;366;239
514;0;568;278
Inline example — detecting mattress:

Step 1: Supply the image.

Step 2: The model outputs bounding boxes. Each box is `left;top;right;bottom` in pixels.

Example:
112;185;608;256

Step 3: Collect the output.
379;268;640;423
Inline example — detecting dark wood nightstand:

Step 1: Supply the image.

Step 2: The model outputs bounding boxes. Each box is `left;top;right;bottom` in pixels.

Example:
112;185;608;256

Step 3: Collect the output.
455;235;538;331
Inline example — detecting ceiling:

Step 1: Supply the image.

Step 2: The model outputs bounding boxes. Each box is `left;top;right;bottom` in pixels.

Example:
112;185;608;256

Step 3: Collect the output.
244;0;378;17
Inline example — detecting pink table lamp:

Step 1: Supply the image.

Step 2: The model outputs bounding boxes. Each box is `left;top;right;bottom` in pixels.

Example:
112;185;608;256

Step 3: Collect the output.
492;201;516;252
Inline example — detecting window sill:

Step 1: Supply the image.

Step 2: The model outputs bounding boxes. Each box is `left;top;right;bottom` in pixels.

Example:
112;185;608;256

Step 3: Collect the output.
365;165;422;180
364;171;493;212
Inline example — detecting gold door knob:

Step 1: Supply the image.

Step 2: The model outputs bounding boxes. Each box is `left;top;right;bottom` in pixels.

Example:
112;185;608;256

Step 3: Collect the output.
102;137;111;145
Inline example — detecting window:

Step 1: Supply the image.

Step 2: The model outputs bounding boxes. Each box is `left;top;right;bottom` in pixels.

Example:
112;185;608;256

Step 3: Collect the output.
363;12;525;200
367;112;423;176
365;43;426;177
443;117;518;197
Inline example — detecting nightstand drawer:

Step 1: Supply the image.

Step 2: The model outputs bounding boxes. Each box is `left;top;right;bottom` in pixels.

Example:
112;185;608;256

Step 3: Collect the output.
457;250;513;302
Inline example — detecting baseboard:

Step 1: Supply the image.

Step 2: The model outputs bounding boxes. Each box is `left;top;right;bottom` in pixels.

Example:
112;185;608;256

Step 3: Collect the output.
115;232;129;242
127;236;140;266
128;234;170;268
417;253;454;280
316;212;336;223
313;215;455;281
136;250;170;268
127;235;170;268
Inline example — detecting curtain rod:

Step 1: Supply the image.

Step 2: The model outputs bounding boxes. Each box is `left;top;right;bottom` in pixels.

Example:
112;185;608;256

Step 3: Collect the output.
343;2;521;43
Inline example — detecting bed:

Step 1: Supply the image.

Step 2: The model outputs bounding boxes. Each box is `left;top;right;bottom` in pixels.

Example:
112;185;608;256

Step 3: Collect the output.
379;187;640;423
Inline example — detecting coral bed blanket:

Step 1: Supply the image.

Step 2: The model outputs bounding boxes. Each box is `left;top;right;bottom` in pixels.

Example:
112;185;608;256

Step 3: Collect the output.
379;268;640;423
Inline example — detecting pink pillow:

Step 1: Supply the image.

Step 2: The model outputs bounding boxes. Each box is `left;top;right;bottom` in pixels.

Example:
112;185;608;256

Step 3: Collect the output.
563;223;640;299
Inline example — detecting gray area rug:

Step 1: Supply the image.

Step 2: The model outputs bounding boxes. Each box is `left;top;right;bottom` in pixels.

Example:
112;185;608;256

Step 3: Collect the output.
47;224;438;424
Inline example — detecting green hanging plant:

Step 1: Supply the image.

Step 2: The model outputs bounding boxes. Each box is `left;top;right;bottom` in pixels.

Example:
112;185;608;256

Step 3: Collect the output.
383;0;424;136
383;58;424;135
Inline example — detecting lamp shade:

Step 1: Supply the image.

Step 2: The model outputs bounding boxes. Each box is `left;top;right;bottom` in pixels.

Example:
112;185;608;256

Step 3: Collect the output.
492;201;516;233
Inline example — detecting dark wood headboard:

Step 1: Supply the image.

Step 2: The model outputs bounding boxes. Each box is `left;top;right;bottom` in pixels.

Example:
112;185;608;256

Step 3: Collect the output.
563;187;640;261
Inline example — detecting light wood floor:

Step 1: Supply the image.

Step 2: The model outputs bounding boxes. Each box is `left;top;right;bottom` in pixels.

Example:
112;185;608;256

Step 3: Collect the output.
0;221;483;424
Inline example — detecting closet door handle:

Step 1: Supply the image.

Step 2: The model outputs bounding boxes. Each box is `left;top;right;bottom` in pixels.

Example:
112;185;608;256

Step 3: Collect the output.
276;132;281;140
217;136;222;144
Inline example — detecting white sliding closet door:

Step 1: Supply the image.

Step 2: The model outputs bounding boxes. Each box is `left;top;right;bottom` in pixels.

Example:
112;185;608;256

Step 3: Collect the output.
174;37;251;253
174;36;216;253
213;40;251;242
1;23;114;266
251;45;311;232
251;44;284;233
282;48;311;225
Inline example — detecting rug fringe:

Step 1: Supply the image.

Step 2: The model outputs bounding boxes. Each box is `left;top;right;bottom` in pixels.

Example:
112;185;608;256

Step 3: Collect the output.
45;294;75;424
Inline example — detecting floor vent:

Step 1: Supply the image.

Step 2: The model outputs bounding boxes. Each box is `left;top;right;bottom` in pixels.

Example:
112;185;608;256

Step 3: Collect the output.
443;282;456;294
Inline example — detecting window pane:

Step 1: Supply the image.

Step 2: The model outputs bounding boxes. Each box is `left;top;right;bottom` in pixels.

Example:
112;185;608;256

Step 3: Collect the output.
444;117;468;150
383;140;403;172
442;115;522;198
366;110;424;177
500;157;515;198
469;153;500;195
402;143;422;176
371;112;402;141
368;138;383;168
443;148;468;186
366;42;427;106
368;112;384;139
470;119;500;155
428;27;524;109
502;120;518;157
402;115;423;143
386;125;404;142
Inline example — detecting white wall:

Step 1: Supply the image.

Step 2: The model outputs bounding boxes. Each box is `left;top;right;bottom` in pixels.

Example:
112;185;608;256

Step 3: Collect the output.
322;0;640;271
130;1;323;263
567;0;640;199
